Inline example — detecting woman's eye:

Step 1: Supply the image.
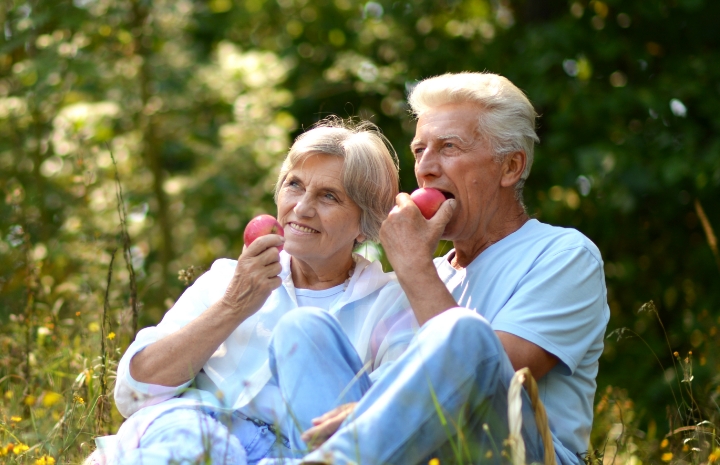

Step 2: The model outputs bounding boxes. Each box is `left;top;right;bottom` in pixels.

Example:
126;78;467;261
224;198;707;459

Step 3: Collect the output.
325;193;337;201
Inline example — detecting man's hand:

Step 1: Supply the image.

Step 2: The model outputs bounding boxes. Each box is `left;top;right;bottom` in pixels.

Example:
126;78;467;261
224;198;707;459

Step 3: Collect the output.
380;194;459;325
301;403;357;450
380;193;455;276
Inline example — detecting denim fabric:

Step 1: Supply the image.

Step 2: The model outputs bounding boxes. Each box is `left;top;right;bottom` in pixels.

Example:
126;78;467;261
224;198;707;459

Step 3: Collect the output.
268;307;373;453
294;308;561;465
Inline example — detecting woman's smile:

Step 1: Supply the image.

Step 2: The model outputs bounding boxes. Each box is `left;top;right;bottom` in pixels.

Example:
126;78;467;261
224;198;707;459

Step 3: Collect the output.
287;222;320;234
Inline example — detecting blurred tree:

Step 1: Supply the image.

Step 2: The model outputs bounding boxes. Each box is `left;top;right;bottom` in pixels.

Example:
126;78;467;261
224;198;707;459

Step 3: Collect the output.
1;0;719;439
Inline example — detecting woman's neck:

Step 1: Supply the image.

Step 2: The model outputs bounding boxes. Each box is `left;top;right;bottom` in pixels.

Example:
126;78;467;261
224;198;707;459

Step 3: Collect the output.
290;254;356;290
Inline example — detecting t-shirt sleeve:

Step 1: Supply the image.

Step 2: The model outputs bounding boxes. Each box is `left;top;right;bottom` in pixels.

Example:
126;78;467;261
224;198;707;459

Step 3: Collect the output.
490;245;608;375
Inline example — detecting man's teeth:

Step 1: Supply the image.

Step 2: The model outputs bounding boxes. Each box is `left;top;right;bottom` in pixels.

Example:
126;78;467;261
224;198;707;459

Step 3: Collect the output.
290;223;318;233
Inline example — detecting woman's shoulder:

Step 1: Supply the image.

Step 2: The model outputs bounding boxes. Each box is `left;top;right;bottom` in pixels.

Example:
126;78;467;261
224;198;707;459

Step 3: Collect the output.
208;258;237;272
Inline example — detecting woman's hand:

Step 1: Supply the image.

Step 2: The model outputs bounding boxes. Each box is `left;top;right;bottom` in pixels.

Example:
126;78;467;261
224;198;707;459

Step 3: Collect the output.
220;234;284;319
301;402;357;450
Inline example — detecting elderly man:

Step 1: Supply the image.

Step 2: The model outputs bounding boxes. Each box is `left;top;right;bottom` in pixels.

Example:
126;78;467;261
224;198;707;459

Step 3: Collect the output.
269;72;609;465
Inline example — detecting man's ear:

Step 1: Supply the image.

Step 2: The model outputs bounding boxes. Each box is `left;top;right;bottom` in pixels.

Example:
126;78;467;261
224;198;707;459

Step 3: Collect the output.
500;151;526;188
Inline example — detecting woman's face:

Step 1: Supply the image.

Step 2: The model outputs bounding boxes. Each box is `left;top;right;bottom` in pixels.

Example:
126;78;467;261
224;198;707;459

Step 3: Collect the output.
277;152;365;267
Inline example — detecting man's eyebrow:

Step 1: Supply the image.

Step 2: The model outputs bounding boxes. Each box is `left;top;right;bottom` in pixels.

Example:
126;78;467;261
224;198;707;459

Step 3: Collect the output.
437;133;468;143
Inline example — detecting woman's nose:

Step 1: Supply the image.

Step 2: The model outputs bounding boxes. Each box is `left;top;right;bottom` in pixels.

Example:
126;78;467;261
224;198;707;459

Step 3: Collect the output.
293;195;315;217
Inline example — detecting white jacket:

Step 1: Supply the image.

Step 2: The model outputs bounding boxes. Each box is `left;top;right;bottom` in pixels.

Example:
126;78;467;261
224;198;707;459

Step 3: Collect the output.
110;251;416;448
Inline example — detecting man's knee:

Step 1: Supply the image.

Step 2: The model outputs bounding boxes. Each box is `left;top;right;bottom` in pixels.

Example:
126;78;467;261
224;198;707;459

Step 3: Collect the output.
419;308;501;356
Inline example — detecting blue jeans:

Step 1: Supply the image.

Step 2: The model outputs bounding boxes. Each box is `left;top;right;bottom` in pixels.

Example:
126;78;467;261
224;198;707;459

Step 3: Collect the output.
271;307;557;465
268;307;373;452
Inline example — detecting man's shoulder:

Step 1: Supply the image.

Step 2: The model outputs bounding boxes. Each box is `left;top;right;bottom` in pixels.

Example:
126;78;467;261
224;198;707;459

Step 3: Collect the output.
517;219;602;261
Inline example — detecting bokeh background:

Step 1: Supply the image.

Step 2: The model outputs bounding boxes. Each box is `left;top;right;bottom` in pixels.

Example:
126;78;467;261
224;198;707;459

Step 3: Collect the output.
1;0;720;462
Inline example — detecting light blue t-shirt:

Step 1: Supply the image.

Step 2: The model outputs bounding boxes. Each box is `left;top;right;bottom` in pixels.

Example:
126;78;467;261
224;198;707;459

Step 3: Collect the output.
435;219;609;460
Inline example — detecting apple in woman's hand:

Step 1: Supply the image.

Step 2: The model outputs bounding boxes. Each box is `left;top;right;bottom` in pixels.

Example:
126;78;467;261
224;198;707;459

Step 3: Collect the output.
243;214;285;251
410;188;446;219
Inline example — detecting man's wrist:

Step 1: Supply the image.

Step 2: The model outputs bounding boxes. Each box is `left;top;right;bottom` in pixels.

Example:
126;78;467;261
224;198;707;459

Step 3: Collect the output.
392;255;436;281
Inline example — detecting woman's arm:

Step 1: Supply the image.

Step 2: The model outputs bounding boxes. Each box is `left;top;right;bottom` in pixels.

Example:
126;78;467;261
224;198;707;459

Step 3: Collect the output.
129;234;284;387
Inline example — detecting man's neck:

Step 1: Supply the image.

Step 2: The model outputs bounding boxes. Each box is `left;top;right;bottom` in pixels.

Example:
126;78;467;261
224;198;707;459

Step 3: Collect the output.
451;209;529;269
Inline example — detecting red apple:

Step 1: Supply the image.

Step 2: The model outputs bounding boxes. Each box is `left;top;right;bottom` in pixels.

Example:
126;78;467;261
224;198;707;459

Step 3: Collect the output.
410;188;446;219
243;214;285;251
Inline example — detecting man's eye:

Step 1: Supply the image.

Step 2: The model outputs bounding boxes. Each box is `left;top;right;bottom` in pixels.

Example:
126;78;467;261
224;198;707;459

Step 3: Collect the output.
444;142;455;148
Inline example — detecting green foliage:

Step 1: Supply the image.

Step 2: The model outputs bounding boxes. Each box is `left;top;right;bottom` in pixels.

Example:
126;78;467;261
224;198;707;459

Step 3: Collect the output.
1;0;720;463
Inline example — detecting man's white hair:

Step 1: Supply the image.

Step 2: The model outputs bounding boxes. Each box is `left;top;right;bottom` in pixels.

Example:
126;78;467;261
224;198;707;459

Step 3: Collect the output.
408;72;539;196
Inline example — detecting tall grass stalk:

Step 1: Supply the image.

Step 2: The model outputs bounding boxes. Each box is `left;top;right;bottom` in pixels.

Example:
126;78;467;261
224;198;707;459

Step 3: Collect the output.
109;146;139;337
97;248;116;435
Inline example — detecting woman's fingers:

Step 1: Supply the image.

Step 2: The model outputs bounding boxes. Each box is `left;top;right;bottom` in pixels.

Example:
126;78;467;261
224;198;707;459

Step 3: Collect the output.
301;403;357;449
242;234;284;258
310;402;355;425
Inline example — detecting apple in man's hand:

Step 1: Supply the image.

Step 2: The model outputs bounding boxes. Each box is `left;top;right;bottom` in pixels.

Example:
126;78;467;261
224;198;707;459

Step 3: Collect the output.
410;188;446;219
243;214;285;251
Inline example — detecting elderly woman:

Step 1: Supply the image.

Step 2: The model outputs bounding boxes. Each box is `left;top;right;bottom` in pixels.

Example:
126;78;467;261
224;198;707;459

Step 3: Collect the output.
89;120;416;465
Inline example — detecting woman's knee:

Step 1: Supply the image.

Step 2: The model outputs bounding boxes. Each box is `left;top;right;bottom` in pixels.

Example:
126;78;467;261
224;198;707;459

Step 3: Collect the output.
272;307;339;347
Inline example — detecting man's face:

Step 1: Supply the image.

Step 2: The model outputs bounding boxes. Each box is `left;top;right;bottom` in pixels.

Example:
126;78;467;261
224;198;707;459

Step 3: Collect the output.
411;102;505;242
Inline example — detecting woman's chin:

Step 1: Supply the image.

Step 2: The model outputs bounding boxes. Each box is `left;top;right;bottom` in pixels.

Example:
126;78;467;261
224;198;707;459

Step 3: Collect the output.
282;242;312;260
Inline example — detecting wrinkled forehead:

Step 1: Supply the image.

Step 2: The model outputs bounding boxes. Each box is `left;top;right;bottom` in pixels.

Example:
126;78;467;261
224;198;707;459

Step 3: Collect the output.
412;103;484;143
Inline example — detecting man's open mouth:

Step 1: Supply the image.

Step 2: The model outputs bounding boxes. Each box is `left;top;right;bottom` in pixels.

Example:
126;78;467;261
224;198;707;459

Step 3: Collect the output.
439;190;455;200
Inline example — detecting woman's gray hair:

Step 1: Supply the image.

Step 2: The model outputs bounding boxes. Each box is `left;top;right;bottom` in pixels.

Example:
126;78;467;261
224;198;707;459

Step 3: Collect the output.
274;117;399;243
408;72;539;196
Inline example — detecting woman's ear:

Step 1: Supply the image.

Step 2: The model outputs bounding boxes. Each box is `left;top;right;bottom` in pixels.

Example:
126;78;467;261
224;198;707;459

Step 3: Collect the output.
355;233;367;244
500;151;527;188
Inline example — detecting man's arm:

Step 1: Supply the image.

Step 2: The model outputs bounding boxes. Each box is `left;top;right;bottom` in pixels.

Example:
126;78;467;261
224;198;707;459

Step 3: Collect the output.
496;331;559;380
379;194;458;326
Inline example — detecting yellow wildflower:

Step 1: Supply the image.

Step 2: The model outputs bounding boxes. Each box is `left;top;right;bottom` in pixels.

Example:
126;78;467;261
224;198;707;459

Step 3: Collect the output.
73;394;85;405
88;322;100;332
10;416;22;422
35;455;56;465
661;452;673;462
42;391;63;408
23;395;36;406
428;459;440;465
107;332;116;340
4;391;13;400
14;443;29;455
709;448;720;462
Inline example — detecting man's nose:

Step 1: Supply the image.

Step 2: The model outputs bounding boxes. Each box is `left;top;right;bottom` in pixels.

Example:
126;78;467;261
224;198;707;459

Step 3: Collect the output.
415;149;441;181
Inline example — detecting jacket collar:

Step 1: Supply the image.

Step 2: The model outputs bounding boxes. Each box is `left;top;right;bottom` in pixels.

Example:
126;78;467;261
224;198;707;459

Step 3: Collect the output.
279;250;393;310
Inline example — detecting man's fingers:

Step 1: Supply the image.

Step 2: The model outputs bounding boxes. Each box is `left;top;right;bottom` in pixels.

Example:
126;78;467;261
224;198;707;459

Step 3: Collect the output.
428;199;456;228
395;192;413;207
